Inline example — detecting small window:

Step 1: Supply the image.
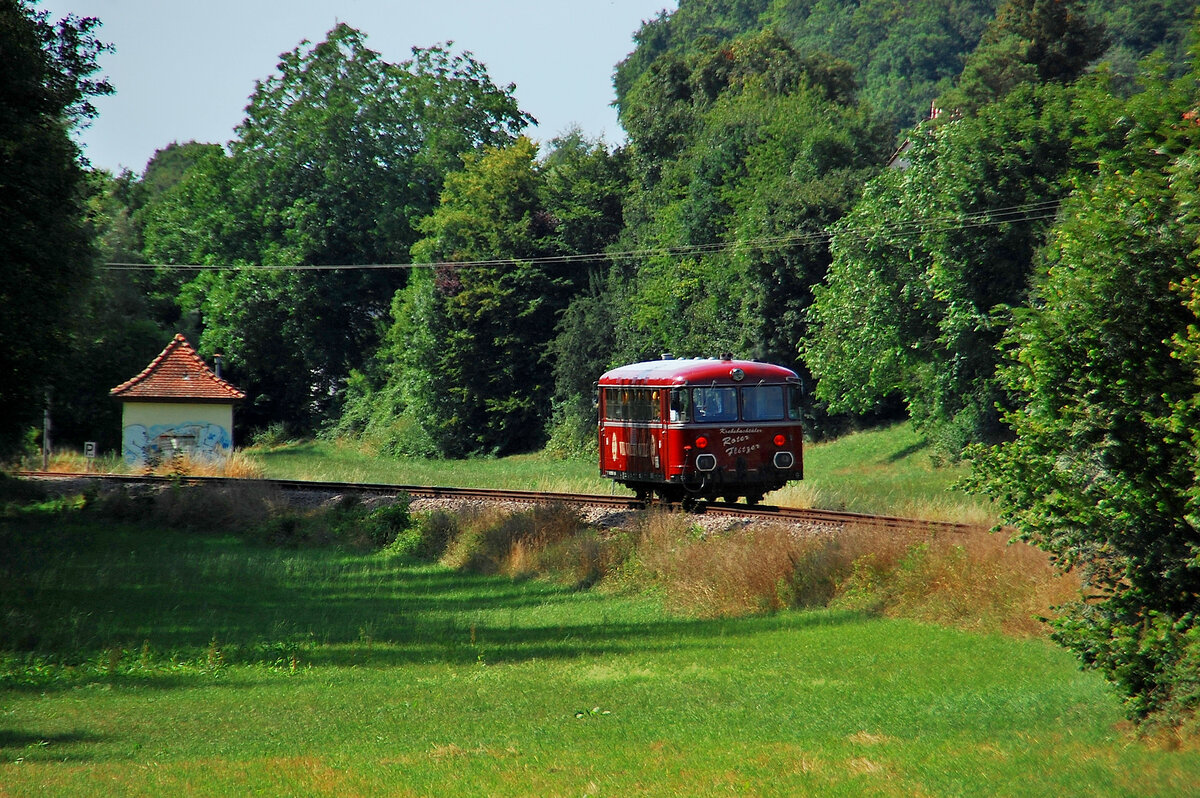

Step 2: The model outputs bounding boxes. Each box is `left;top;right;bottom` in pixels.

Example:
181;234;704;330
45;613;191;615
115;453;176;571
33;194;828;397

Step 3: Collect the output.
788;384;804;421
602;388;622;420
669;388;691;422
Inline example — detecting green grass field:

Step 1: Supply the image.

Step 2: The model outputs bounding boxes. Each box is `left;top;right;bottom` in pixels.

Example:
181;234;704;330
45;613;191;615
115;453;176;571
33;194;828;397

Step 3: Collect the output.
2;500;1198;796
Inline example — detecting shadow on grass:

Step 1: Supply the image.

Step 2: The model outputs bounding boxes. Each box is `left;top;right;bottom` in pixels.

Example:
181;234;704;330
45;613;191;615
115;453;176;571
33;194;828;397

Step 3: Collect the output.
1;516;870;691
886;439;930;462
0;728;110;763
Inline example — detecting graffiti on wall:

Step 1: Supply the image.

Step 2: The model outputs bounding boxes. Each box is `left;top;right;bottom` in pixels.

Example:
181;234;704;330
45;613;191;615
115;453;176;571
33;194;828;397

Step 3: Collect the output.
122;422;232;466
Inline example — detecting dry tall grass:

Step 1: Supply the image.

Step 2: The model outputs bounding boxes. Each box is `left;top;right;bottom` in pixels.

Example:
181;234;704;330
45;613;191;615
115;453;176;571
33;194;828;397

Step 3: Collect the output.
439;503;596;581
38;449;264;479
429;502;1079;636
139;451;266;479
830;526;1081;636
613;513;1079;634
631;513;806;616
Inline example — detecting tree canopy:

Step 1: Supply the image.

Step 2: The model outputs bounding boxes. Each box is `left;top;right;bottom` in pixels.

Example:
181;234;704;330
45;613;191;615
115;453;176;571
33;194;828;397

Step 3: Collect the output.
140;24;532;432
806;81;1083;449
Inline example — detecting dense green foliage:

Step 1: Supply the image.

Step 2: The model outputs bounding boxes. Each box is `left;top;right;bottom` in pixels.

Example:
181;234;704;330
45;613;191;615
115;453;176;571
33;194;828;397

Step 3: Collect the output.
615;0;1196;132
392;138;567;455
609;28;893;439
965;66;1200;723
0;0;111;458
331;131;627;456
806;81;1084;449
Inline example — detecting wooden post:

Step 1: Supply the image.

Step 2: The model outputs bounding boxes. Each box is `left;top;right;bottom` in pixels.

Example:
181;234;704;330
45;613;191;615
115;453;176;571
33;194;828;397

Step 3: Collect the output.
42;390;51;471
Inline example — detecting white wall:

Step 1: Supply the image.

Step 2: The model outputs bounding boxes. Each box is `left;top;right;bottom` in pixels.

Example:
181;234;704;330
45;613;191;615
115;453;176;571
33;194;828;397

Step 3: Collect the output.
120;402;235;465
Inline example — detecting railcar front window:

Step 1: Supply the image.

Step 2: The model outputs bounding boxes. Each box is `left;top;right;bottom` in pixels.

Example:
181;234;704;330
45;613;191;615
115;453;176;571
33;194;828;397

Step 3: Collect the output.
692;386;739;422
741;385;786;421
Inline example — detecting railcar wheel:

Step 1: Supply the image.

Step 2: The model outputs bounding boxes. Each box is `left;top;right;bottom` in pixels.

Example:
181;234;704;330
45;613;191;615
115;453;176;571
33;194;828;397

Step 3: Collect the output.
658;487;685;505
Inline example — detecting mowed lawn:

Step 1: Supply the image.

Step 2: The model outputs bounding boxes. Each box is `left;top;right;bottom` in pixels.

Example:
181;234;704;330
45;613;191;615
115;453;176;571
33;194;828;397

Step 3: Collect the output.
2;514;1197;796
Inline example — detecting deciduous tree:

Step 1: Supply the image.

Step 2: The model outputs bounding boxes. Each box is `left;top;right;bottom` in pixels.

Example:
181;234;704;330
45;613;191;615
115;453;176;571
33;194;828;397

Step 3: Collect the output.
0;0;111;458
807;81;1081;451
967;61;1200;724
392;137;571;456
142;24;530;433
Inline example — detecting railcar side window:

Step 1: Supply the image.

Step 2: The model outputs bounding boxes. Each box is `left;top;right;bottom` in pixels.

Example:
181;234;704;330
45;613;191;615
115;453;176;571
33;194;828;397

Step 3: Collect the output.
692;386;739;422
602;388;617;420
638;390;662;421
603;388;662;421
741;385;786;421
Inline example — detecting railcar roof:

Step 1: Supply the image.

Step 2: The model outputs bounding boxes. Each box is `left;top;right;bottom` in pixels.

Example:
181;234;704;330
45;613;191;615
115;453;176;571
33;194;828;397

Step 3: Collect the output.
598;358;799;385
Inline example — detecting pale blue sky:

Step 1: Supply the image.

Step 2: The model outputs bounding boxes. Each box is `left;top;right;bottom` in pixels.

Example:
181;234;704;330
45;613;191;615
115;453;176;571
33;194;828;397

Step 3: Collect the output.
39;0;675;174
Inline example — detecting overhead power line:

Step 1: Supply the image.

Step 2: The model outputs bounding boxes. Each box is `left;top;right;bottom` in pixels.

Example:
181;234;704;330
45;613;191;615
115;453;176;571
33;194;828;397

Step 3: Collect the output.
101;199;1061;272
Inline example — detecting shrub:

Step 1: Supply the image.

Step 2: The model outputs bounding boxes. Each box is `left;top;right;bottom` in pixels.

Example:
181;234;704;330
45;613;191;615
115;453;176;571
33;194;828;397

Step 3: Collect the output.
1052;606;1200;730
400;509;459;561
250;422;292;448
356;498;413;549
256;494;415;551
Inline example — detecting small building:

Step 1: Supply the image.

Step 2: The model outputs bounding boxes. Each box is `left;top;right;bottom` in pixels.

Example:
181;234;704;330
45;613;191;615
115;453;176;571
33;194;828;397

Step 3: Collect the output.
110;334;246;466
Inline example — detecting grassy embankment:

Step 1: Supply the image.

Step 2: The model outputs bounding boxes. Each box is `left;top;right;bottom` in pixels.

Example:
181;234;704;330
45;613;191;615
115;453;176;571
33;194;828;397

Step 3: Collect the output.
246;421;990;523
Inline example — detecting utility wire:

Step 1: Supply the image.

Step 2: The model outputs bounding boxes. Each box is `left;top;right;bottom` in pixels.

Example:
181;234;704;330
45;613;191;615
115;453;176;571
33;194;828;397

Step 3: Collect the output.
101;199;1061;272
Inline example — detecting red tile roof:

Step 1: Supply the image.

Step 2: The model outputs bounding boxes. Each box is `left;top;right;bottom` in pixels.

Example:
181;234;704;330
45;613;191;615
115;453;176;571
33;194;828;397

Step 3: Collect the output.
110;334;246;402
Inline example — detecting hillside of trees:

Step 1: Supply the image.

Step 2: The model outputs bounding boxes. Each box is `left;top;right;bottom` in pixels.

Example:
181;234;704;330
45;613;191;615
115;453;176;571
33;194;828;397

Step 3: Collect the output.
3;0;1198;730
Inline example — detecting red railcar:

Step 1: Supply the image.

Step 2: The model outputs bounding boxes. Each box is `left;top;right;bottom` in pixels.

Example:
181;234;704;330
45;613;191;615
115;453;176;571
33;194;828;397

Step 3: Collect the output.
597;356;804;506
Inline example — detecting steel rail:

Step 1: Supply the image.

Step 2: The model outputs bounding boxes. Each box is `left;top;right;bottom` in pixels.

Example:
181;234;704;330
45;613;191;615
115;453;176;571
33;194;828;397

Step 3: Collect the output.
16;472;982;534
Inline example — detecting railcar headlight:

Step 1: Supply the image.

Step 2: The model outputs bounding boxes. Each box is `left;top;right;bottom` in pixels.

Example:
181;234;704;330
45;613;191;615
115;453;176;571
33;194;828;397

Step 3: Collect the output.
695;436;708;449
773;434;787;446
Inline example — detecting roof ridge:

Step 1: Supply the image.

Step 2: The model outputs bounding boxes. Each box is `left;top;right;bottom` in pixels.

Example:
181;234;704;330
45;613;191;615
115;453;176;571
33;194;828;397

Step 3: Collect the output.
110;334;246;401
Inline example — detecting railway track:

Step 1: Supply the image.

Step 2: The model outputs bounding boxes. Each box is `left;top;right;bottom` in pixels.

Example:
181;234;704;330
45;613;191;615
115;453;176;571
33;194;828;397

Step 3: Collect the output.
17;471;982;535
